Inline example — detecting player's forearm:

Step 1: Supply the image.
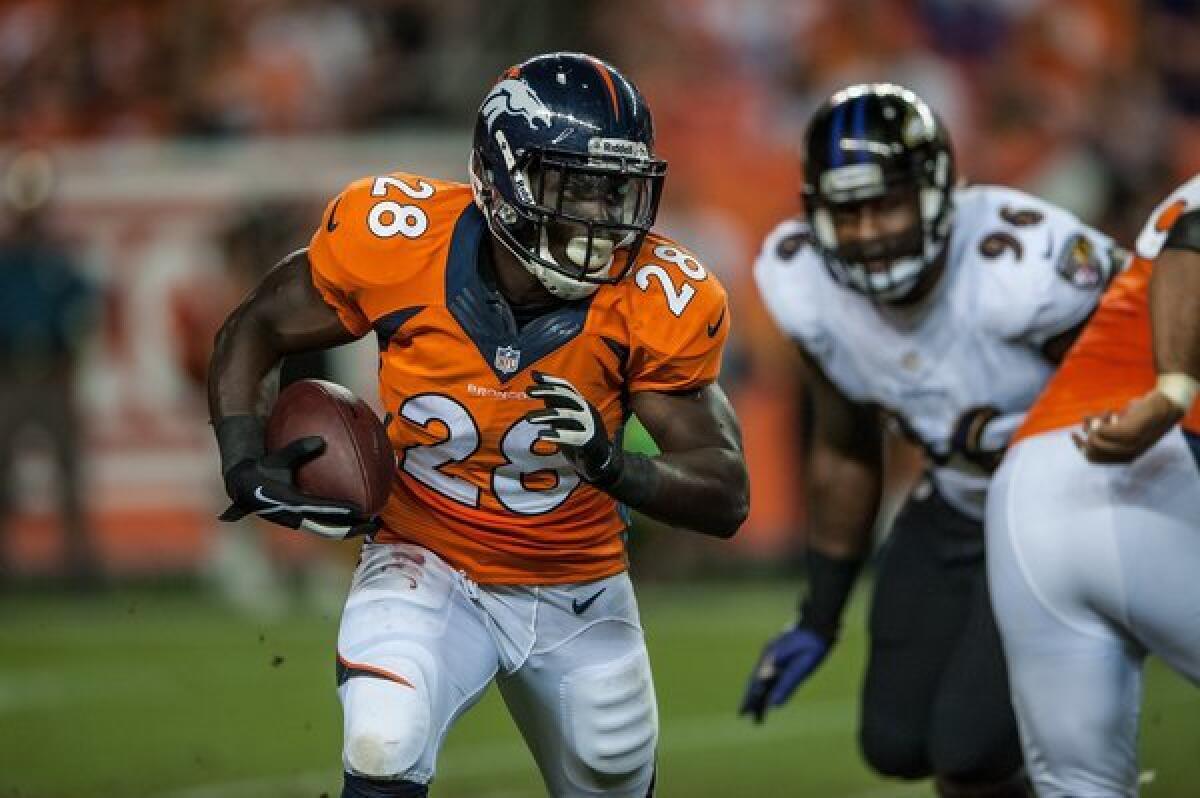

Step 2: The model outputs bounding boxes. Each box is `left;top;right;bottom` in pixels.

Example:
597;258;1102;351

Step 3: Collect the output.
1151;247;1200;383
208;252;358;423
795;447;879;637
607;446;749;538
806;444;881;559
207;304;285;422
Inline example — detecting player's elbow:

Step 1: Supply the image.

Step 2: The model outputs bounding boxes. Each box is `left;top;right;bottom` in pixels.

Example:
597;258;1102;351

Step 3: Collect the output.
712;496;749;540
708;453;750;539
211;301;279;374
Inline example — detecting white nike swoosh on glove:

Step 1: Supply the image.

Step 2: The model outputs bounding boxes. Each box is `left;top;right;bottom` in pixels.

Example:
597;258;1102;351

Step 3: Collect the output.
299;518;356;539
254;486;353;516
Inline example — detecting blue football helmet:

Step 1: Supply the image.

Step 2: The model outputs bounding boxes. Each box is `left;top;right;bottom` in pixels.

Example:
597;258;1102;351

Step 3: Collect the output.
470;52;667;300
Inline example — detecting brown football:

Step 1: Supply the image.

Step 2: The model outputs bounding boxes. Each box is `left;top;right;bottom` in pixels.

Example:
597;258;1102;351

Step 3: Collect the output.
265;379;395;516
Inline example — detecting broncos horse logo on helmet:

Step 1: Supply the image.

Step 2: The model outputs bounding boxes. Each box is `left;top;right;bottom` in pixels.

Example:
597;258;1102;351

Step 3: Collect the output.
470;52;667;301
480;79;555;132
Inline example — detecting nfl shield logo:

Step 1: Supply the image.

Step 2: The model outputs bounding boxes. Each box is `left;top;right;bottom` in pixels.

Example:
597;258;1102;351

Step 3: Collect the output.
494;345;521;374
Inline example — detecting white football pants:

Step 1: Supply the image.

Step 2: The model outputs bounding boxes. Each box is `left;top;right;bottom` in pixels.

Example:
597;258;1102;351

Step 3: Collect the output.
336;541;658;796
986;426;1200;797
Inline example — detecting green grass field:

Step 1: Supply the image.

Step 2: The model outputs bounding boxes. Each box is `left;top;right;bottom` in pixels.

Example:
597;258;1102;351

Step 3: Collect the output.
1;580;1196;798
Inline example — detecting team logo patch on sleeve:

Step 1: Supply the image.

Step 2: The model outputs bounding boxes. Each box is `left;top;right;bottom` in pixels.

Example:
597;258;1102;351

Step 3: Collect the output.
1055;234;1104;289
775;229;810;260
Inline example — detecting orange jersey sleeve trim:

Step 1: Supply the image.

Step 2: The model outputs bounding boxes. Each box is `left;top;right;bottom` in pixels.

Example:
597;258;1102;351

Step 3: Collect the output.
309;265;372;338
1155;199;1187;233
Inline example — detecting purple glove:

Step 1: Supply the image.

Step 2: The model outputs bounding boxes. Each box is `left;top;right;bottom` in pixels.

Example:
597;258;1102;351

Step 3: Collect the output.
739;624;832;723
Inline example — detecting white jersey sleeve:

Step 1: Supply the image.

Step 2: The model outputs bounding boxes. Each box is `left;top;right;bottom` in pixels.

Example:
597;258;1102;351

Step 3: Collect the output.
752;219;823;346
961;185;1124;348
1136;174;1200;259
752;218;870;401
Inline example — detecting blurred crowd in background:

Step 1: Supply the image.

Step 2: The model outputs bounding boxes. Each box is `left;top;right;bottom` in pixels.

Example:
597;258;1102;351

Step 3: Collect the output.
4;0;1198;231
1;0;1198;593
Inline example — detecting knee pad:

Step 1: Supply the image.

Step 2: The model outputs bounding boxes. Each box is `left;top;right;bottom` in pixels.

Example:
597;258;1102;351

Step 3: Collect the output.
562;648;658;791
342;772;428;798
340;658;431;780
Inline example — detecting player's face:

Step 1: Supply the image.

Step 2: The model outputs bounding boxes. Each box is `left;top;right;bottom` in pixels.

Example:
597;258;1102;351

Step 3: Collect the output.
529;166;653;275
829;192;922;273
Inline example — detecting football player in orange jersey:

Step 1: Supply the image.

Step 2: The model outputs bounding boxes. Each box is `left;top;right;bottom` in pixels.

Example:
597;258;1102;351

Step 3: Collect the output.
986;176;1200;797
207;52;748;797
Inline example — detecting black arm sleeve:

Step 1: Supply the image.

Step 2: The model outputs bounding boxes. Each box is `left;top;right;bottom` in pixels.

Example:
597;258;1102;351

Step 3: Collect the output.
214;415;266;475
798;548;867;641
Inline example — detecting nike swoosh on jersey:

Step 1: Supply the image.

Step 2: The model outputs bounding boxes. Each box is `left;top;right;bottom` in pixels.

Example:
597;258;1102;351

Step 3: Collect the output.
707;306;727;338
326;197;342;232
572;586;606;615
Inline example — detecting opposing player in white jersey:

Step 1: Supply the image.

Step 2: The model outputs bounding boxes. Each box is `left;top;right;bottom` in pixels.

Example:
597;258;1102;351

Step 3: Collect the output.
987;176;1200;797
741;84;1125;797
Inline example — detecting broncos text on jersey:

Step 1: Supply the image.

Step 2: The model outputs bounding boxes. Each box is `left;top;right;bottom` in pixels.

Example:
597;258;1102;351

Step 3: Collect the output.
308;173;729;584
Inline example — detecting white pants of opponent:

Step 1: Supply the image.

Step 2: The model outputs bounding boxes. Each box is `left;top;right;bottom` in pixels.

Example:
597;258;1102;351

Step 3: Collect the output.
336;541;658;797
986;426;1200;797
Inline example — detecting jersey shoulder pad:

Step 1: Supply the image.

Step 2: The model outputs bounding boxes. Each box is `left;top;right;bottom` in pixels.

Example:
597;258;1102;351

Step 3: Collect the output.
622;233;729;394
1136;175;1200;259
752;217;830;353
759;216;814;263
959;185;1117;343
307;173;471;336
953;183;1081;247
309;172;472;291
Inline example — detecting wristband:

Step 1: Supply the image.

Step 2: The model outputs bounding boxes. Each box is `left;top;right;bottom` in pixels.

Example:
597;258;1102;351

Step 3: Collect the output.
798;548;866;641
604;452;658;508
584;441;625;488
1157;373;1199;412
213;415;266;475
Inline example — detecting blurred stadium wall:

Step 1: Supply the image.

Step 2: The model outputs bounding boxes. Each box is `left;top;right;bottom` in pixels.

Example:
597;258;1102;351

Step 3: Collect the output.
3;135;466;576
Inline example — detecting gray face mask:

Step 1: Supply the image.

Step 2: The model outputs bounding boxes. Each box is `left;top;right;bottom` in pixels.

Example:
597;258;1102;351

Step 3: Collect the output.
810;183;954;303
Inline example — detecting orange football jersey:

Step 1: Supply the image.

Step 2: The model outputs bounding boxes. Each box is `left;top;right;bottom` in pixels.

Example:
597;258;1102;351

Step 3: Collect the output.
1016;178;1200;442
307;173;729;584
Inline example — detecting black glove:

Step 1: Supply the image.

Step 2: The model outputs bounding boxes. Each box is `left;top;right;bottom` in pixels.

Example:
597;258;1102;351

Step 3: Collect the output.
214;415;377;540
948;405;1005;473
523;372;623;487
